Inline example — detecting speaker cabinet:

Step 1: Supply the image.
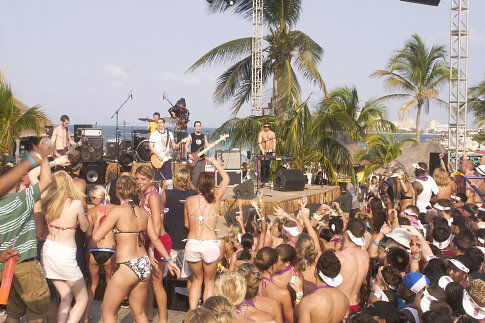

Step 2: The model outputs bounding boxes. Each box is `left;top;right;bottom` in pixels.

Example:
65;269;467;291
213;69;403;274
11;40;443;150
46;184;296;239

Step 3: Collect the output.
81;137;104;162
215;170;242;187
81;162;106;184
233;180;254;200
333;193;353;213
273;169;306;191
216;150;241;170
74;124;93;141
105;141;118;159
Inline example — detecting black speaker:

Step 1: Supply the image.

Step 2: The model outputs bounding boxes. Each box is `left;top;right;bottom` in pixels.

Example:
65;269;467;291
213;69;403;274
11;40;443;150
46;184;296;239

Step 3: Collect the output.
216;170;242;187
273;169;306;191
81;162;106;184
74;124;93;141
429;152;448;176
81;137;104;162
233;180;254;200
333;193;353;213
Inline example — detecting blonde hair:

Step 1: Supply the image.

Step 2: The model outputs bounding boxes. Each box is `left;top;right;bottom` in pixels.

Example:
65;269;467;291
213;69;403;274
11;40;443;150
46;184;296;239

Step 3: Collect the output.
467;279;485;307
227;224;242;242
42;171;85;222
135;164;155;180
173;167;192;190
184;308;217;323
237;263;261;299
433;168;451;187
89;185;106;200
215;272;247;307
203;296;235;323
295;233;318;272
116;176;140;201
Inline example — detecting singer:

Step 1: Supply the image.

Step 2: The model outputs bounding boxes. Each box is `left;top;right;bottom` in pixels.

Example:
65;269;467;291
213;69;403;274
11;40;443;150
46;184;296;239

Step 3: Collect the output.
258;122;276;186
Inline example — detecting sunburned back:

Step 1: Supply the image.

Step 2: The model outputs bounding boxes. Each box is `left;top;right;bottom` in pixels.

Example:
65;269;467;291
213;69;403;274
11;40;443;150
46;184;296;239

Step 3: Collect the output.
298;288;349;323
87;204;115;249
240;303;273;322
336;247;369;305
46;199;83;247
436;181;455;200
185;194;219;240
254;295;283;323
112;203;148;263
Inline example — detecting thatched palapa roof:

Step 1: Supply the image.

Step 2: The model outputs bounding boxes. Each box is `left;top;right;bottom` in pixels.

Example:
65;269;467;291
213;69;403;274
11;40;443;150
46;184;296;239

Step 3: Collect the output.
334;132;367;166
14;98;54;138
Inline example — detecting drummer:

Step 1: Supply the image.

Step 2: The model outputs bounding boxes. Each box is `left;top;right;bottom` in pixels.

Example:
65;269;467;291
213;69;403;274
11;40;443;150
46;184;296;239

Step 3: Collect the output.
148;112;160;135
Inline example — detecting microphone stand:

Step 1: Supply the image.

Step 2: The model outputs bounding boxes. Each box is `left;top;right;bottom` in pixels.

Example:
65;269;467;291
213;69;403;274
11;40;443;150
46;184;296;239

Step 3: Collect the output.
110;92;133;160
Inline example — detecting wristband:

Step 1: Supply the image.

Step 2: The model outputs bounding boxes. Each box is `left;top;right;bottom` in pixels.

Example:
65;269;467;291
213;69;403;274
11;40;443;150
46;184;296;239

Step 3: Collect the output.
372;240;380;247
412;256;420;262
296;291;303;298
147;249;154;253
26;155;37;168
393;217;399;223
163;257;171;262
295;296;303;304
30;151;42;160
235;211;243;214
311;213;319;221
338;210;343;215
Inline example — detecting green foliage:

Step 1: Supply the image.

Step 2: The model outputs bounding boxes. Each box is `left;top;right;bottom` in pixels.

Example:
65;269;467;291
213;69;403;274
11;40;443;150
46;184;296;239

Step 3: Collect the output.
372;34;448;141
472;133;485;144
469;80;485;127
356;134;417;178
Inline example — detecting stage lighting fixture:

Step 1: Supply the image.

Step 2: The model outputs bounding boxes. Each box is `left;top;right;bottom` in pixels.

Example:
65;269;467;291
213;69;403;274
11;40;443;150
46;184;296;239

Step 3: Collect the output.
400;0;440;6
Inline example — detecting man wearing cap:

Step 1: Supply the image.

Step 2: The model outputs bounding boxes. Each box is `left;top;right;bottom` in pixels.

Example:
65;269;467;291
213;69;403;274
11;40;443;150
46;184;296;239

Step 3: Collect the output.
447;255;473;287
295;251;349;323
412;162;439;214
336;218;369;313
398;272;430;309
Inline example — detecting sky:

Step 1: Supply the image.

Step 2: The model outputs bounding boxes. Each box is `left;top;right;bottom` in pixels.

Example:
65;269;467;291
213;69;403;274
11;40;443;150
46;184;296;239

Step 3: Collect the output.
0;0;484;129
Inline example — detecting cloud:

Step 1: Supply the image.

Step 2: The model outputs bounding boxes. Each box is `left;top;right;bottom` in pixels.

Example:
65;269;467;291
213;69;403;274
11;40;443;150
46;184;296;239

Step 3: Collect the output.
104;64;128;78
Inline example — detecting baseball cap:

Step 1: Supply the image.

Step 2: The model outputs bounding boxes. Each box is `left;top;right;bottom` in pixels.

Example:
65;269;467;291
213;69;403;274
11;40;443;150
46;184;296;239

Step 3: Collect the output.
403;272;430;293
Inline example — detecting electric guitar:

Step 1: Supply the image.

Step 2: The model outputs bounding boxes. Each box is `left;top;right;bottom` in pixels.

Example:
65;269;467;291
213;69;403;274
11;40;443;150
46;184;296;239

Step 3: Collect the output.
151;136;190;169
188;134;229;167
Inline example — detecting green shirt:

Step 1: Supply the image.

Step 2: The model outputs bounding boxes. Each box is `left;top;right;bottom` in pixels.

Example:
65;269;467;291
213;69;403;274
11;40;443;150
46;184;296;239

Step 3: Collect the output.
0;184;41;272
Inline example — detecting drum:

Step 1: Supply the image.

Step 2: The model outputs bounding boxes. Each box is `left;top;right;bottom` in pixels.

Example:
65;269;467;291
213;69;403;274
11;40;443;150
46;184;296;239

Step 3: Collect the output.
136;140;151;162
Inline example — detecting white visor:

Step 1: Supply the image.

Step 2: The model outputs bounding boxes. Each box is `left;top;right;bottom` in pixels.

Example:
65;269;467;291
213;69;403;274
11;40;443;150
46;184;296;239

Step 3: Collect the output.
318;270;343;287
413;163;426;171
404;209;418;217
390;173;400;178
449;259;470;273
373;284;389;302
476;165;485;176
477;246;485;254
451;195;461;201
438;276;453;290
478;238;484;245
420;290;438;313
283;225;300;237
410;275;429;294
478;206;485;212
347;230;365;246
462;290;485;320
432;237;451;250
434;203;451;211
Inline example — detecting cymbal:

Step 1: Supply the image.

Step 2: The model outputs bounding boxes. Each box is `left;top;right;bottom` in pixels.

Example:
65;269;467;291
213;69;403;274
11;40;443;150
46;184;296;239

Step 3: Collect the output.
133;129;149;134
138;117;154;122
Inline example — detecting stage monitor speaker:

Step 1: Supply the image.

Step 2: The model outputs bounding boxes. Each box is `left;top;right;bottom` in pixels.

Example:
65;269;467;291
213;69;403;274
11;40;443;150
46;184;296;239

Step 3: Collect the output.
74;124;93;141
216;149;241;169
333;193;352;213
81;137;104;162
273;169;306;191
81;162;106;184
429;152;448;176
400;0;440;6
233;180;254;200
216;170;242;187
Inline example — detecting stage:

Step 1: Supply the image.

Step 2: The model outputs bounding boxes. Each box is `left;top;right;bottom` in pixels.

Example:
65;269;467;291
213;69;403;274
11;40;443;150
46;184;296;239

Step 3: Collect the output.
219;183;341;217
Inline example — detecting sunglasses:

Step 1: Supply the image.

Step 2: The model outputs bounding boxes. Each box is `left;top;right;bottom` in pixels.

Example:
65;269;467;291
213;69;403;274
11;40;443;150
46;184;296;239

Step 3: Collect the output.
263;125;270;128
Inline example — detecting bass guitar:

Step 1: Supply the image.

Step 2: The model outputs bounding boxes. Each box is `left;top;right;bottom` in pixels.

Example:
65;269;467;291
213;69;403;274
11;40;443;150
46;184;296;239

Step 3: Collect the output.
151;136;190;169
188;134;229;167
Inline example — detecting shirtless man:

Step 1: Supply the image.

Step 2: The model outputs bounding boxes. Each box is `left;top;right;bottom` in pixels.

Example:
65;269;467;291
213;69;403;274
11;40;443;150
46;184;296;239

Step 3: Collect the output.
412;162;439;214
295;251;349;323
258;122;276;185
336;218;370;314
51;115;80;157
468;164;485;203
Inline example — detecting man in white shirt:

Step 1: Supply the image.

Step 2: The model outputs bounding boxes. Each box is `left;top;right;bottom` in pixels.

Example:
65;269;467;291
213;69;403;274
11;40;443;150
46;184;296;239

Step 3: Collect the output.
149;118;179;189
412;162;439;214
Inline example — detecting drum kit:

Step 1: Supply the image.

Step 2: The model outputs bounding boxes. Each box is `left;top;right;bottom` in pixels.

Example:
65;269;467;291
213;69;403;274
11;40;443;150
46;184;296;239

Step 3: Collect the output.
115;117;177;162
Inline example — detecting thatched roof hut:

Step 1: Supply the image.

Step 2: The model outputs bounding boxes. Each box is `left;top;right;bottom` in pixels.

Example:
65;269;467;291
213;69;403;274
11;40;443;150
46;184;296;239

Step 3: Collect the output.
334;132;366;166
14;98;54;137
373;138;445;180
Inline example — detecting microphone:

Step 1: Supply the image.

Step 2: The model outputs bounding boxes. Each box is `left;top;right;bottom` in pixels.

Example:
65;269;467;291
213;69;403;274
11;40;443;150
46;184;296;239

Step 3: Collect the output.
130;92;133;100
162;92;166;101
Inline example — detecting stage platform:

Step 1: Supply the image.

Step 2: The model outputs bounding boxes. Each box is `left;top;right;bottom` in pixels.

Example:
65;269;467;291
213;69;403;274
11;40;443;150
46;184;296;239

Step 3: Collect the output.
219;184;341;217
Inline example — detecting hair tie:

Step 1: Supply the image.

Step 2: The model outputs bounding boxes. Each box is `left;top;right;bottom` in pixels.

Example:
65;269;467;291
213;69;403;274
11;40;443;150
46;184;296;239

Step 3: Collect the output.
331;224;336;232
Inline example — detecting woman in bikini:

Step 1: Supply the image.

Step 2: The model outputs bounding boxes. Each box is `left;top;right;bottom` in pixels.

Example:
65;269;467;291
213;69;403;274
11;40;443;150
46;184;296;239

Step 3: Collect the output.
84;185;115;323
184;157;229;309
41;171;92;323
92;176;179;323
135;164;171;322
254;247;294;323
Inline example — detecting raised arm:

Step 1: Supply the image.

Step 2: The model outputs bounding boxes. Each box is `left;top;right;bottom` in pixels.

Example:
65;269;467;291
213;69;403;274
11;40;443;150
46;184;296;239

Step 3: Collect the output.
209;157;229;199
300;207;322;257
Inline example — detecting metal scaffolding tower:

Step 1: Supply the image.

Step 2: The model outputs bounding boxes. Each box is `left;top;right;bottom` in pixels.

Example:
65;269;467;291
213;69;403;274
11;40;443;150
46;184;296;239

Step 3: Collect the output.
448;0;469;170
251;0;263;116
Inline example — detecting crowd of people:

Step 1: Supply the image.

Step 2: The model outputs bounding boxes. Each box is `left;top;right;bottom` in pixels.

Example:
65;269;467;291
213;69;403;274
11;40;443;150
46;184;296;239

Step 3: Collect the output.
0;130;485;323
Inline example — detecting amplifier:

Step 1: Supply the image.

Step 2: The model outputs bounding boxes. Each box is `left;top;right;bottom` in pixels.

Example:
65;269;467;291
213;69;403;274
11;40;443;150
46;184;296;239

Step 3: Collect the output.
81;137;104;162
82;128;102;137
74;124;92;141
215;149;241;169
215;169;242;187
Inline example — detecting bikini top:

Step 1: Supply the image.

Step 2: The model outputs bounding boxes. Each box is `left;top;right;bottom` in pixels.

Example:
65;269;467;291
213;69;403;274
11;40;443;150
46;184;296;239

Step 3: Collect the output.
274;265;296;276
258;276;275;296
187;194;218;232
311;285;332;294
48;222;79;231
112;200;146;247
142;186;168;216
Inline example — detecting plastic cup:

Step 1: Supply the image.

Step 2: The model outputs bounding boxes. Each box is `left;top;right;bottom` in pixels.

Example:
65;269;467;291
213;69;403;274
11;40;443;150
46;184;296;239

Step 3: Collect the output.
0;256;18;304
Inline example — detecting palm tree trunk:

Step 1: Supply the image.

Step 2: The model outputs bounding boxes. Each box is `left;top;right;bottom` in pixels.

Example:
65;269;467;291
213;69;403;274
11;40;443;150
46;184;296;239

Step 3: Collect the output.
415;104;422;142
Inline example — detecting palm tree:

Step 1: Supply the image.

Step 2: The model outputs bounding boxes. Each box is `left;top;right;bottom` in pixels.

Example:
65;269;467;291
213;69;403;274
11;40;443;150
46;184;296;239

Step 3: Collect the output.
356;134;417;178
188;0;327;115
372;34;449;142
317;86;397;141
469;80;485;127
0;74;48;157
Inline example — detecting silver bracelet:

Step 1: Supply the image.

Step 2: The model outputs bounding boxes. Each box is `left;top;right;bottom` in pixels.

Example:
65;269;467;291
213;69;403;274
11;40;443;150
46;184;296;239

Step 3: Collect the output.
30;151;42;160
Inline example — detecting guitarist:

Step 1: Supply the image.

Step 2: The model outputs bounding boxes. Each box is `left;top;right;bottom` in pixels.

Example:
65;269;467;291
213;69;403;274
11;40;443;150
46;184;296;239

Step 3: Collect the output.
51;115;81;158
185;121;209;185
148;118;179;189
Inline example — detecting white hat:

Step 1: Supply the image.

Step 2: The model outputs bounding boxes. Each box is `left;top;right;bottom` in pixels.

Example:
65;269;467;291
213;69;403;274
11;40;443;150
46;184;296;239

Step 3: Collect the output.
462;290;485;320
451;195;461;201
347;230;365;246
432;237;451;250
282;225;300;237
448;259;470;273
420;289;438;313
404;209;418;217
386;228;412;249
390;173;400;178
413;163;426;171
318;270;343;287
438;276;453;289
476;165;485;176
434;203;451;211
